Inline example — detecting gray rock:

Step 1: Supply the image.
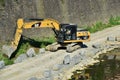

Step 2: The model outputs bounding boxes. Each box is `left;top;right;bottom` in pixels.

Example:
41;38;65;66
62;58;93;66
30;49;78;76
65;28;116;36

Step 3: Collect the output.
78;55;84;60
26;48;36;57
75;54;81;64
44;70;52;78
0;60;5;69
92;43;101;49
70;56;75;65
107;55;116;60
52;64;62;71
28;77;38;80
14;54;28;63
86;48;99;57
107;36;116;41
79;50;86;56
70;55;81;65
92;49;100;54
44;77;53;80
104;45;111;49
39;48;45;54
2;45;15;58
63;55;70;65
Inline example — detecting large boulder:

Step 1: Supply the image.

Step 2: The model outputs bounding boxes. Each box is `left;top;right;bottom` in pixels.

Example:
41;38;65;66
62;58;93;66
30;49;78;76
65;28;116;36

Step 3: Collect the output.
70;55;81;65
2;45;15;58
26;48;36;57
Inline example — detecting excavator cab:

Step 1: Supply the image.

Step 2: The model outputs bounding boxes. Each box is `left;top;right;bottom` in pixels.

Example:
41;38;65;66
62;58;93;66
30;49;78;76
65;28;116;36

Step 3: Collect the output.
57;24;77;43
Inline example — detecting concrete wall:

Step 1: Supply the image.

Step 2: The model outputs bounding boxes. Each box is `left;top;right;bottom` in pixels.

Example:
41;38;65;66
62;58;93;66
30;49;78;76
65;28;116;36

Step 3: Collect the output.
0;0;37;42
0;0;120;42
36;0;120;26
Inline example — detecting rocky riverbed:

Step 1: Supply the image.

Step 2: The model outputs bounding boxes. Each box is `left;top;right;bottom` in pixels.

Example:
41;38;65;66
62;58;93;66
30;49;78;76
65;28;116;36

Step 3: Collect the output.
69;48;120;80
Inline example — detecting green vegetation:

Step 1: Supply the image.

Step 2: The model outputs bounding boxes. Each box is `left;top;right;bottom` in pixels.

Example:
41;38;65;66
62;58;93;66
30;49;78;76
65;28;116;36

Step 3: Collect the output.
0;52;13;65
16;36;55;56
85;16;120;33
0;0;5;7
33;36;55;48
0;43;13;65
61;0;65;4
16;42;31;56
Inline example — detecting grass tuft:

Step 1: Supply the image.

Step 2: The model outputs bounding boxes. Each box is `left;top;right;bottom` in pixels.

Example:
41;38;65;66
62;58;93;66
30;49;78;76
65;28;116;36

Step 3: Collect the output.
86;16;120;33
0;53;13;65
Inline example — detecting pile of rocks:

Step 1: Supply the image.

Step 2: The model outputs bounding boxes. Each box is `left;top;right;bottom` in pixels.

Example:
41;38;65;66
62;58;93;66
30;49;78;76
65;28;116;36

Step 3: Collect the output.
0;36;120;80
14;48;45;64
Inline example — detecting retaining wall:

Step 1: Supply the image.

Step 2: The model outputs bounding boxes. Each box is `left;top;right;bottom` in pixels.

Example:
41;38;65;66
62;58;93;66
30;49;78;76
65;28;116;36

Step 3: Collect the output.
0;0;120;42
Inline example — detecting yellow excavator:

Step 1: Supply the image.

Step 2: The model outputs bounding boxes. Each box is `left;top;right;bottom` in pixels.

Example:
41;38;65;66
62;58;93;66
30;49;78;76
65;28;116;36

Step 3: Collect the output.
2;18;90;58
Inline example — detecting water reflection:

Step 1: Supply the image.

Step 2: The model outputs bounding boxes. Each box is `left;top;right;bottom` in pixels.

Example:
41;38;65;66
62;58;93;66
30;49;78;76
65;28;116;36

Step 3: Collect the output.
69;48;120;80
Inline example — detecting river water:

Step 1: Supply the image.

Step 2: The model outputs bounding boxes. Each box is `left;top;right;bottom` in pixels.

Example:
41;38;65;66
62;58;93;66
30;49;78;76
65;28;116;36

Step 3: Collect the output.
69;48;120;80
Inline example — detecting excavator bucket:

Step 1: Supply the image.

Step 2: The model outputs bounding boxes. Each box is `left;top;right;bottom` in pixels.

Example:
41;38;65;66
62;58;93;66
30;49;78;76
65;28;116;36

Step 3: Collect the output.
2;45;16;58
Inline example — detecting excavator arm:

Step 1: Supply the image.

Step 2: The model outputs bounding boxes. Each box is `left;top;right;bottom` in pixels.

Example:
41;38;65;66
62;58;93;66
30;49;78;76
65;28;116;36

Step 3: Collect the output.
4;18;60;58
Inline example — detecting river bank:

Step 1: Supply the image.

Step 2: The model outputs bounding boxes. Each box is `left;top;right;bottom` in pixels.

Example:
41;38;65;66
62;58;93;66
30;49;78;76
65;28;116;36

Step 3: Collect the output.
68;39;120;80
